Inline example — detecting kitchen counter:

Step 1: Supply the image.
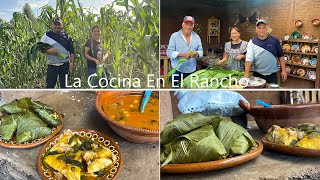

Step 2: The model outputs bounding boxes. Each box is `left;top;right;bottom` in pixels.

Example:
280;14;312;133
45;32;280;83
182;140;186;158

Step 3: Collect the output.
0;91;159;180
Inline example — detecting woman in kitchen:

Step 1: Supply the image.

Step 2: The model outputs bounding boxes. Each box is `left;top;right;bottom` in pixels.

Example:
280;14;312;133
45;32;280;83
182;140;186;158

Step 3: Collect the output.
217;27;247;71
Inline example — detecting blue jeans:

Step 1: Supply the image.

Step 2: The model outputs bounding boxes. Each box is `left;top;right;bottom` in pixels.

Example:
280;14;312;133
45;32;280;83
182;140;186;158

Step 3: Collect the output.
253;72;277;84
46;63;69;88
171;70;192;88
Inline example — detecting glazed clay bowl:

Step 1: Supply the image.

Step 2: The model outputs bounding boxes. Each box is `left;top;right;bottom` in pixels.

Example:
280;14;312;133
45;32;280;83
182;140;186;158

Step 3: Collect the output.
239;100;320;133
312;19;320;26
96;91;159;144
295;20;303;27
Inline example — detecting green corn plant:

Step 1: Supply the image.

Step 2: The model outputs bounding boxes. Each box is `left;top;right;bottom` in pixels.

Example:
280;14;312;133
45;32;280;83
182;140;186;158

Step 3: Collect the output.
0;0;159;89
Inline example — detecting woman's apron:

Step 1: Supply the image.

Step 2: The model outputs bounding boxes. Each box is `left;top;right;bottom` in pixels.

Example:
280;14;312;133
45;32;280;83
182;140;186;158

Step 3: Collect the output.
224;41;247;71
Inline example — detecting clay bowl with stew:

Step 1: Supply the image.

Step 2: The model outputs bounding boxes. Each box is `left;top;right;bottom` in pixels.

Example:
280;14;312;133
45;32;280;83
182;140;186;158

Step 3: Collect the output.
239;100;320;132
96;91;159;143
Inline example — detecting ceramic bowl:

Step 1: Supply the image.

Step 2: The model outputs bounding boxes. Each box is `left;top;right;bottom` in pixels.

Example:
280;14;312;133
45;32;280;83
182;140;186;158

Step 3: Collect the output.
239;100;320;133
96;91;159;143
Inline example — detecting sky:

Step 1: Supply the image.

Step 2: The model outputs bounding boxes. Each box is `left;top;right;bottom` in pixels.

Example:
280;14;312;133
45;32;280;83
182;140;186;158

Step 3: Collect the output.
0;0;118;21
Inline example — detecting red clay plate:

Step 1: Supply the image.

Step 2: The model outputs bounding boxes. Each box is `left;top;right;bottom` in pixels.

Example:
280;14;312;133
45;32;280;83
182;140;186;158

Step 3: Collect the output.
161;141;263;174
262;137;320;158
38;129;122;180
0;112;63;149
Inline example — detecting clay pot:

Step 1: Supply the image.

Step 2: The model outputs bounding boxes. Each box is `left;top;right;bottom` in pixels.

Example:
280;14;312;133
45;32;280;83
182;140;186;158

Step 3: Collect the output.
295;20;303;27
312;19;320;26
96;91;159;143
239;100;320;132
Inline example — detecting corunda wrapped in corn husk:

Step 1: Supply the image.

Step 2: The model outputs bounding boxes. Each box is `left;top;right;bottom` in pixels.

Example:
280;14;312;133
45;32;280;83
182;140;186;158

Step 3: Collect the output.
0;97;62;143
160;113;255;166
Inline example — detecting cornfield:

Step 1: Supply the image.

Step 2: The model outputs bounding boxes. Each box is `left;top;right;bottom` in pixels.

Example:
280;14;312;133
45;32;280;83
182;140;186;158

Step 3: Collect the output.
0;0;159;88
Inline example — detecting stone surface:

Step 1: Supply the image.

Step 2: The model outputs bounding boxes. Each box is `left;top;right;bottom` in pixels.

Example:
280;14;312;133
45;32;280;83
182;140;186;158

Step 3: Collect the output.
0;91;159;180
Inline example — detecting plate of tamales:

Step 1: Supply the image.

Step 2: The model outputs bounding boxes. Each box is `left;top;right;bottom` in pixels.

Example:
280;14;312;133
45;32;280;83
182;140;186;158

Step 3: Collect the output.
262;124;320;157
0;98;63;148
160;113;263;173
38;129;122;180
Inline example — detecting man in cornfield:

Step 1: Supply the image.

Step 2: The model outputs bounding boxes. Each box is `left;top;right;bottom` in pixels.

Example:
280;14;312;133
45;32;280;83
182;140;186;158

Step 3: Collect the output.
41;17;75;88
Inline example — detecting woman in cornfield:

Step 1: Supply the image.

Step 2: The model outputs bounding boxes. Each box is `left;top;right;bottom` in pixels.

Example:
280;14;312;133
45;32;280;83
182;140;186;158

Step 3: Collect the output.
84;25;109;85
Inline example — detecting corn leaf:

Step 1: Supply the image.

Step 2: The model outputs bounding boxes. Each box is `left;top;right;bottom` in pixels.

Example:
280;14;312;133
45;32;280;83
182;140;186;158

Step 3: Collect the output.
160;113;224;145
161;124;228;165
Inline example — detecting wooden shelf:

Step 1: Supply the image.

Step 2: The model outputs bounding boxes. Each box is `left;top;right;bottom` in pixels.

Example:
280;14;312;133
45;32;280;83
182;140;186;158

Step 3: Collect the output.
287;74;316;81
286;62;316;69
283;51;318;56
281;38;319;88
283;39;319;43
207;17;220;43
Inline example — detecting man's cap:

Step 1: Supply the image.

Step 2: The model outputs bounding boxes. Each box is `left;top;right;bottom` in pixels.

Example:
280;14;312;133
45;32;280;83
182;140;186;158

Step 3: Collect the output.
183;16;195;24
53;17;62;24
256;19;267;26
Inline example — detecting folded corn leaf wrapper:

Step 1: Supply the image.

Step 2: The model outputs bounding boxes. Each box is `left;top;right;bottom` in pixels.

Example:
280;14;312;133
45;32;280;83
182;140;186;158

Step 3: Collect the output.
34;109;61;128
160;113;224;145
216;119;255;155
161;113;255;165
161;124;227;166
29;101;55;111
0;97;61;143
16;126;52;143
16;111;47;136
0;98;32;114
0;114;21;140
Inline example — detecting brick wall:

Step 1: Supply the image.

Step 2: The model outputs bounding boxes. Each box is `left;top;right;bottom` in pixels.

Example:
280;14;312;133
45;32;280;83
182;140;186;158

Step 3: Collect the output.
161;0;320;53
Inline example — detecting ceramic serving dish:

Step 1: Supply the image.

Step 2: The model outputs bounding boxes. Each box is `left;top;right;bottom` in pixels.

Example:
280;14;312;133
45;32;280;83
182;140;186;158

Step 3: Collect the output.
297;69;306;77
284;55;290;62
262;137;320;157
301;58;310;65
292;55;301;64
310;58;317;66
311;46;318;54
38;129;122;180
282;44;291;51
161;141;263;173
291;45;300;52
302;33;312;40
301;45;311;53
291;31;301;39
